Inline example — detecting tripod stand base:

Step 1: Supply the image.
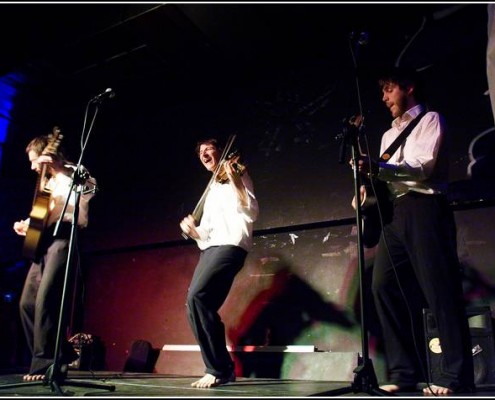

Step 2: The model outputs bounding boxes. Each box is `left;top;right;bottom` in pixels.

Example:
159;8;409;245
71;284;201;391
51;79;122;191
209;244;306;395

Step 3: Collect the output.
310;359;396;396
0;364;116;395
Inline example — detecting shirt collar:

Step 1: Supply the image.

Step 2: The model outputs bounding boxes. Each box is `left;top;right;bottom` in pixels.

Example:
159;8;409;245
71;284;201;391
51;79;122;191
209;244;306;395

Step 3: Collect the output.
392;104;425;128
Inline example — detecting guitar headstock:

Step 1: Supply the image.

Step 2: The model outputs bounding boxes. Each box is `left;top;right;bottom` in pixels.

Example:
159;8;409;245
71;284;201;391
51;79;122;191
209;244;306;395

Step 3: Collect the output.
43;126;64;156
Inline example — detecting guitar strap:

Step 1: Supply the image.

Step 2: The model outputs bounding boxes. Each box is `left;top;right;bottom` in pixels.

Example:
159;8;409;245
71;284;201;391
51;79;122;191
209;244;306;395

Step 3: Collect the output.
360;111;427;248
379;110;427;163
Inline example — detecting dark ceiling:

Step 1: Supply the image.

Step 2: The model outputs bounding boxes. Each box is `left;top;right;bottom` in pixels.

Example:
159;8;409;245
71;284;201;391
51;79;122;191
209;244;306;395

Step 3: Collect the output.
0;2;489;189
0;2;491;260
0;3;487;168
0;3;485;108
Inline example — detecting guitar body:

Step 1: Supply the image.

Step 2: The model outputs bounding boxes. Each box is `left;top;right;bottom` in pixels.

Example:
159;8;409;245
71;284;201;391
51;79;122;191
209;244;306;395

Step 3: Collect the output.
345;114;393;248
360;177;393;248
22;127;63;260
23;191;51;260
356;110;428;247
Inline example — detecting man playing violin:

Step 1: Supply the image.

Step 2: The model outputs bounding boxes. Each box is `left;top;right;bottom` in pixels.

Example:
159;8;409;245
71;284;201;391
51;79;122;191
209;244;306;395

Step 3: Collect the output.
180;138;259;388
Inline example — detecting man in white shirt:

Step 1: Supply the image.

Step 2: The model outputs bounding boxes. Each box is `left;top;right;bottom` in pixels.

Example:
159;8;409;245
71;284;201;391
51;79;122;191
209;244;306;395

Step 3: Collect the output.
354;67;474;395
180;138;258;388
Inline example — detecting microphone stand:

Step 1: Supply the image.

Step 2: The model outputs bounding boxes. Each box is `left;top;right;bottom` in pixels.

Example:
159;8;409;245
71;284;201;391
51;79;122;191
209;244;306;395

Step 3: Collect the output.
0;95;115;395
311;32;392;397
312;125;390;397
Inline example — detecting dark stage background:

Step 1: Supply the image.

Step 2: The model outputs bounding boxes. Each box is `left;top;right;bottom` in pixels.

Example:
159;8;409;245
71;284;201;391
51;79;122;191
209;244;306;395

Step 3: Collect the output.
0;3;494;380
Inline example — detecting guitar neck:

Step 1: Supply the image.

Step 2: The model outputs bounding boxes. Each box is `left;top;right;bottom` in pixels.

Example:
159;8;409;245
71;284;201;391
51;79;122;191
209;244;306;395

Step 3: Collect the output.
32;164;51;202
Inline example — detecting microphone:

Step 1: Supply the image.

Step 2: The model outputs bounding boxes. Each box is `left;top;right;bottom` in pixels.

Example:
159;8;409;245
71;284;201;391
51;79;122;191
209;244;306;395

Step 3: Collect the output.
91;88;116;103
349;31;369;46
358;31;369;46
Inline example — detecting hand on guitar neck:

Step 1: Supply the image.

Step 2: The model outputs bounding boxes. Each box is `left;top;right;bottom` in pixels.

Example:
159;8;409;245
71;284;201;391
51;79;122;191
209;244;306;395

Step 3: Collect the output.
13;219;29;236
345;114;379;178
34;154;54;165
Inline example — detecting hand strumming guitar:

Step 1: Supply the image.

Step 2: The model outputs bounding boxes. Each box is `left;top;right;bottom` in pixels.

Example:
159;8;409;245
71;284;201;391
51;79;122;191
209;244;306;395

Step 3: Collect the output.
349;154;379;178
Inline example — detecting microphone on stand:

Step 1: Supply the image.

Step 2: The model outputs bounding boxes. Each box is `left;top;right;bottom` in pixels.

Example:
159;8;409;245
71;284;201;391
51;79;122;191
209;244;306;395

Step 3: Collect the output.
350;31;370;63
91;88;116;103
357;31;369;46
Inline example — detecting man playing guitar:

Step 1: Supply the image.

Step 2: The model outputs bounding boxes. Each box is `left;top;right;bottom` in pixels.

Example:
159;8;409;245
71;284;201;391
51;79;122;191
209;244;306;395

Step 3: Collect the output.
13;132;97;382
351;67;474;395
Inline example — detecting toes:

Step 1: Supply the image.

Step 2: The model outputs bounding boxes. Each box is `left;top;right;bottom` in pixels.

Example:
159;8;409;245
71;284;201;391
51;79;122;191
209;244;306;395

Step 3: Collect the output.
423;384;453;395
191;373;229;388
22;374;45;382
379;384;400;393
191;379;201;388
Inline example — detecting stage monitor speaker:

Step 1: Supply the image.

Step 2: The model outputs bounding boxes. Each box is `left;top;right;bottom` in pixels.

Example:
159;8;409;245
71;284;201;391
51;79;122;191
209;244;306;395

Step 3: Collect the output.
123;339;160;373
423;305;495;385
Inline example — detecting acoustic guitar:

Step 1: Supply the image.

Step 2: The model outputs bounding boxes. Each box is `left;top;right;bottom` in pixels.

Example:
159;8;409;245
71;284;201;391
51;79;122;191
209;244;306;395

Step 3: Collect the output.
358;174;393;248
347;115;393;248
23;127;63;260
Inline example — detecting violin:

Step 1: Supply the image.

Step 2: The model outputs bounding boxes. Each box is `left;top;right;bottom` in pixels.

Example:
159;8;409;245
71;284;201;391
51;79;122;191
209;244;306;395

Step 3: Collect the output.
215;151;246;184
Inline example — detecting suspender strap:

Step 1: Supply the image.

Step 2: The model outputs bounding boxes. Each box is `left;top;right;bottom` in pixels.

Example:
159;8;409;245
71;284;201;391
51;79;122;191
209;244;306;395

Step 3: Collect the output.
379;110;427;163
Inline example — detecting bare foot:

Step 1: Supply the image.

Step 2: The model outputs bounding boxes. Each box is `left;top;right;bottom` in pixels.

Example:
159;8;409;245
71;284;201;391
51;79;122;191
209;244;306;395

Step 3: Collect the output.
23;374;45;382
191;373;235;388
423;384;453;396
379;384;400;393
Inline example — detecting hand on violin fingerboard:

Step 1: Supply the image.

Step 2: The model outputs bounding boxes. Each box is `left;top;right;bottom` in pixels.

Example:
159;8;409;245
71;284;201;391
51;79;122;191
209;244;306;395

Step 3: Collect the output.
215;153;246;184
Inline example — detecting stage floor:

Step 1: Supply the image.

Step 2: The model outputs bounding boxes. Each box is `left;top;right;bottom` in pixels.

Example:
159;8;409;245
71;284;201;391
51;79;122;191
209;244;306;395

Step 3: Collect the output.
0;371;495;397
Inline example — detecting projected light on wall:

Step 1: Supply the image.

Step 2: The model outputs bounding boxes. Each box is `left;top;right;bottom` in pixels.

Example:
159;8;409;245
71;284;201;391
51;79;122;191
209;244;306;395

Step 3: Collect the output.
0;72;26;170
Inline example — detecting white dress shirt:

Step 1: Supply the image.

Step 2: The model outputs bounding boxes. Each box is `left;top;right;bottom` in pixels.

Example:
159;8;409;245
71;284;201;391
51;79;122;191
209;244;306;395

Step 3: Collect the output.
46;169;97;228
194;172;259;251
378;104;450;198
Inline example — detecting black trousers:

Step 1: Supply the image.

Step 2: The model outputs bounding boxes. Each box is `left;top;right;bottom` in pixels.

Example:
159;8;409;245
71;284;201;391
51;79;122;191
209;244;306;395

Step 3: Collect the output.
19;224;78;375
372;192;474;390
186;245;247;378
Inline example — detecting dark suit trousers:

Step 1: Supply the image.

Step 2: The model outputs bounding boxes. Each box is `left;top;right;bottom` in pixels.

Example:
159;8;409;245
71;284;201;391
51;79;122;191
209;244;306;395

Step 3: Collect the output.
372;192;474;390
19;226;78;375
186;245;247;378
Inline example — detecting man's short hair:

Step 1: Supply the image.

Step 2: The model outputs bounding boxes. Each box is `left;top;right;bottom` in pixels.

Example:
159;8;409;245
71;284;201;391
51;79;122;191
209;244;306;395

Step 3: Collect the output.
378;66;425;102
